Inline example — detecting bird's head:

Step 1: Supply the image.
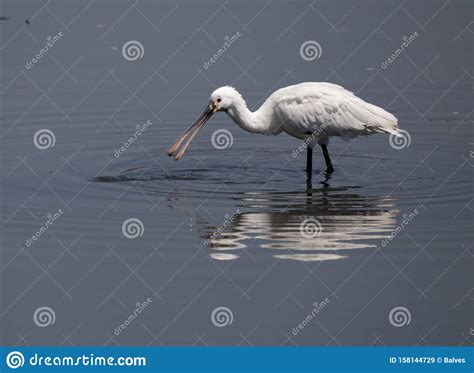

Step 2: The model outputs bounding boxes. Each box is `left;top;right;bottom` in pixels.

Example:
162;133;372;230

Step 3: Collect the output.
209;86;242;113
167;86;241;160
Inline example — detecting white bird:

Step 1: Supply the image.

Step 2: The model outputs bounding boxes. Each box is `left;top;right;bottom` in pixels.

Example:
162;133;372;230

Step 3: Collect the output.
167;83;401;177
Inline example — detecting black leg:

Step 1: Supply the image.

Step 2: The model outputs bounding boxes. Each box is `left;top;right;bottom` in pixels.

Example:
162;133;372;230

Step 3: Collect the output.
306;147;313;189
306;147;313;173
320;144;334;173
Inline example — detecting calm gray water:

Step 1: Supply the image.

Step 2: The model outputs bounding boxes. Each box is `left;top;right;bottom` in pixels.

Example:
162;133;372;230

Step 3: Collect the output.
0;0;473;346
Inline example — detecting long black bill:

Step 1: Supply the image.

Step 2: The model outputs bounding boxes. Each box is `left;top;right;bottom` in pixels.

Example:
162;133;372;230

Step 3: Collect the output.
167;105;215;161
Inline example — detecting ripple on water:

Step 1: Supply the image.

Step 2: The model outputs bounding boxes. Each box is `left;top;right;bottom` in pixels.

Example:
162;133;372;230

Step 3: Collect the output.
91;158;294;198
92;161;400;262
89;141;471;262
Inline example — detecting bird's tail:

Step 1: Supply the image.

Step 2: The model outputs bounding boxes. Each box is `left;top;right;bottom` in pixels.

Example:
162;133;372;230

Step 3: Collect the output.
361;99;402;137
379;125;402;137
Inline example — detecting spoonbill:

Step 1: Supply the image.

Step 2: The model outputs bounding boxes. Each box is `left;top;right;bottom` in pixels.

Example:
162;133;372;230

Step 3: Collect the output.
167;83;401;176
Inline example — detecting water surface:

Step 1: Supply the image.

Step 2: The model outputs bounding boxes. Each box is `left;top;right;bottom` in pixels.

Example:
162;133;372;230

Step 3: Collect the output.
0;0;472;346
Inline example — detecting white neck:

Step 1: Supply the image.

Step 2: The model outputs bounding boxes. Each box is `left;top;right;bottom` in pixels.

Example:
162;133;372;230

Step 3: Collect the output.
225;96;279;135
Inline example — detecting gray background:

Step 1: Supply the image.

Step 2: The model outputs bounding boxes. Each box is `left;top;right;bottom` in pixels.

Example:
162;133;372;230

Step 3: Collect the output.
0;0;473;346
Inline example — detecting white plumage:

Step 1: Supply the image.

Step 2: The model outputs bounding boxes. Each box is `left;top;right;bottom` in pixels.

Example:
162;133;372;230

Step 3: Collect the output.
271;83;400;142
167;83;401;175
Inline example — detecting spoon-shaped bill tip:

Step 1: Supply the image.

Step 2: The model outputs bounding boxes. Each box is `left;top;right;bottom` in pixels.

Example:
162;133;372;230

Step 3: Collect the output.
167;105;215;160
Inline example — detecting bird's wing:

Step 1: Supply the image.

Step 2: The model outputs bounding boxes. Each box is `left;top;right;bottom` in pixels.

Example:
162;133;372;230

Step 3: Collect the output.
274;84;400;140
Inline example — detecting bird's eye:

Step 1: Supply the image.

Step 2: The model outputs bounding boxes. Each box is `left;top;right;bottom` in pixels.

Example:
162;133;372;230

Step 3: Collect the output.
217;98;221;103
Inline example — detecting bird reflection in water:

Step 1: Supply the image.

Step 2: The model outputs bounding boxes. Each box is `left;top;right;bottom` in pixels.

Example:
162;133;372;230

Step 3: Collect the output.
168;174;399;262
